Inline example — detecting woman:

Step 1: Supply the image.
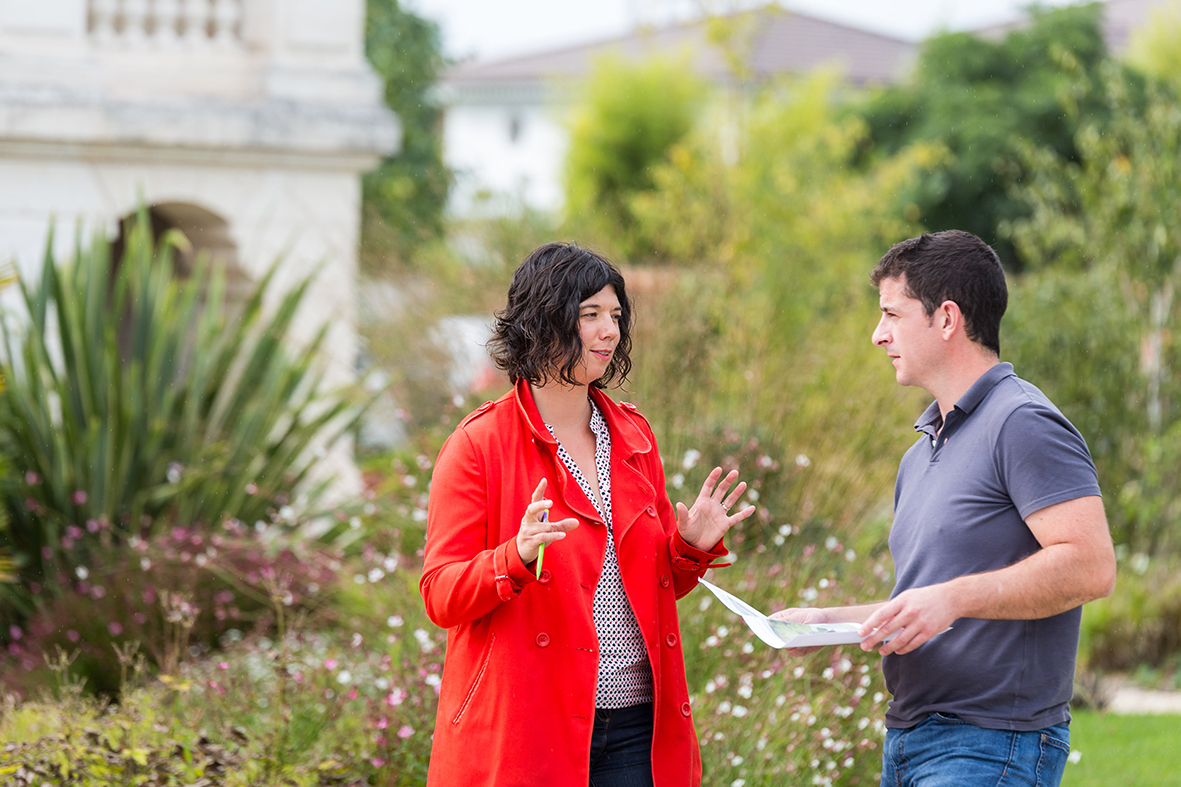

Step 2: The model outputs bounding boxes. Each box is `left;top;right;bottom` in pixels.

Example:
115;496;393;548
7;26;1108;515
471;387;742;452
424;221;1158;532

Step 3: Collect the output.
420;242;755;787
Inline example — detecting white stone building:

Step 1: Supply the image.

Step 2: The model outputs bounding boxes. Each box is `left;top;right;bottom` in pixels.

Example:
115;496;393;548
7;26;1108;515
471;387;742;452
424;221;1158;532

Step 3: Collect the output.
0;0;400;491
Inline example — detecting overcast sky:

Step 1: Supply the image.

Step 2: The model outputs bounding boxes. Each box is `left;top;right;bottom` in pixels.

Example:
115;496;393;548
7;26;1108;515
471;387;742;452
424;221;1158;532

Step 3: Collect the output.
405;0;1087;62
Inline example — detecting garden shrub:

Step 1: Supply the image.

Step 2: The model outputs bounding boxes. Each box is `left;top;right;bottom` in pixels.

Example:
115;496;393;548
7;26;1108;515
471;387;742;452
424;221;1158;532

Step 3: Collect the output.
1081;555;1181;674
0;215;367;609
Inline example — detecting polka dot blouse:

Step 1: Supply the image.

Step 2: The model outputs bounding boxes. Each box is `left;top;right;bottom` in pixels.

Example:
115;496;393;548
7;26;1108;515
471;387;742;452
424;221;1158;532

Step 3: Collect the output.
547;400;654;708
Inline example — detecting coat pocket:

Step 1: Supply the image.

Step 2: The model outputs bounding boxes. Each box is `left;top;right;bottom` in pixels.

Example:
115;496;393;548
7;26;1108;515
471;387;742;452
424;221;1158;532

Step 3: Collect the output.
451;633;495;725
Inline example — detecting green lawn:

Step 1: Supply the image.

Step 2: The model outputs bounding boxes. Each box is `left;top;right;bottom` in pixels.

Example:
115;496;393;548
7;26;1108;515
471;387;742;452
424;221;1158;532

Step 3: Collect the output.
1065;711;1181;786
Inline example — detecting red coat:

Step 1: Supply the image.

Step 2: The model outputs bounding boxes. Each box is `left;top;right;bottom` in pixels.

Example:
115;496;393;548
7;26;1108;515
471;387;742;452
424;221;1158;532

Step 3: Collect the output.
420;380;726;787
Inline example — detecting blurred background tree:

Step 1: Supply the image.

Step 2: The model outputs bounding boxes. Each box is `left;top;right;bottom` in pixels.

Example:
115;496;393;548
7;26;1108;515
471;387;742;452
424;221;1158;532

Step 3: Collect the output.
362;0;452;267
563;54;704;261
859;3;1116;270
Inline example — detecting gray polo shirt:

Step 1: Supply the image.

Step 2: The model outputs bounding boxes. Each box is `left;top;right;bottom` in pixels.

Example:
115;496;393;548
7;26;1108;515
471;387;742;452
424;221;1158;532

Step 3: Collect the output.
884;362;1101;732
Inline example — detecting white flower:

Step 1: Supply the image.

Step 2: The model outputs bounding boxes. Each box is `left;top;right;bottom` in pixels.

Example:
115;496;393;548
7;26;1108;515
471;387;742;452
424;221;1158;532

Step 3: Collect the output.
795;454;811;468
75;566;89;580
738;684;752;698
425;673;441;688
731;705;748;718
336;670;352;685
682;449;702;470
731;780;746;787
717;701;732;714
387;615;404;628
825;536;839;550
730;755;745;766
741;642;754;654
671;473;685;489
384;556;399;572
698;596;712;611
1068;750;1082;764
717;625;729;637
368;568;385;583
793;667;805;679
705;680;717;694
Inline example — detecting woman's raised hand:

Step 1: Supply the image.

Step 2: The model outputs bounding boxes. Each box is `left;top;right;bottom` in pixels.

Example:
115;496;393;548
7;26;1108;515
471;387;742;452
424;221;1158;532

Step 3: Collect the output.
675;467;755;552
515;478;580;566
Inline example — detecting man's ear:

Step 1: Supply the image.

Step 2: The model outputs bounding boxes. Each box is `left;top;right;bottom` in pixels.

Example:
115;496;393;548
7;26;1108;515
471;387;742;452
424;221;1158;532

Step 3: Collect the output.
938;300;962;339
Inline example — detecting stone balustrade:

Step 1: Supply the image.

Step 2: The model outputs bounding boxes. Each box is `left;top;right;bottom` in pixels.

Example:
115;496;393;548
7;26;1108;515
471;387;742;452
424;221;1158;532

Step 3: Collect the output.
88;0;244;49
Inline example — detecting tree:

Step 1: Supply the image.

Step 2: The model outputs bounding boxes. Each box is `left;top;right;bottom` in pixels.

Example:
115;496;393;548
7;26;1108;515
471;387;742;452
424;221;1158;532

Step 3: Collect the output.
363;0;451;265
859;3;1113;268
563;54;704;261
1006;64;1181;551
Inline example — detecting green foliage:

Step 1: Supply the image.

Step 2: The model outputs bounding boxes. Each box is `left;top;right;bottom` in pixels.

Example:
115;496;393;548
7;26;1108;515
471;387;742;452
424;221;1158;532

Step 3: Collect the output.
0;217;364;599
362;0;451;265
563;54;705;260
0;554;441;786
1005;64;1181;550
1081;554;1181;673
1125;0;1181;88
860;3;1113;268
620;72;936;536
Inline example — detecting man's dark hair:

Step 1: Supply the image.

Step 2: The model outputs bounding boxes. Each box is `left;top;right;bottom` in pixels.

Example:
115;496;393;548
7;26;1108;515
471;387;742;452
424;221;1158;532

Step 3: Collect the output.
488;242;632;388
871;230;1008;355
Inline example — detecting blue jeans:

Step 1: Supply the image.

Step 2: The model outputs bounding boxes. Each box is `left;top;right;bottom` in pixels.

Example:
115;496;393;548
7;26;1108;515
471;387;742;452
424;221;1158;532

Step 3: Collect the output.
589;703;654;787
882;712;1071;787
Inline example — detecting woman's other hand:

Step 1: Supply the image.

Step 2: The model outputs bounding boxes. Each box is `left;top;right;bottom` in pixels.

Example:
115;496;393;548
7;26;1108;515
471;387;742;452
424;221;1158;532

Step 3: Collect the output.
675;467;755;552
516;478;580;565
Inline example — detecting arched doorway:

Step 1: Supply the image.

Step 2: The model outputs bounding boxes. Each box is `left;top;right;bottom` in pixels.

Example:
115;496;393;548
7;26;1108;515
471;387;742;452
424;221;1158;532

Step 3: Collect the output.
110;202;248;300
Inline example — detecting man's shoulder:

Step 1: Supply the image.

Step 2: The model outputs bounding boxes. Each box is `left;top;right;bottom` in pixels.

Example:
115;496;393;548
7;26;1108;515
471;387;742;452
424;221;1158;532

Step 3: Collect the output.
979;373;1068;428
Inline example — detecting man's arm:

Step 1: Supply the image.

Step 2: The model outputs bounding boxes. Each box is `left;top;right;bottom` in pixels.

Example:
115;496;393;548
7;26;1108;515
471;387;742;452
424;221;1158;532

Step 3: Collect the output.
858;495;1115;655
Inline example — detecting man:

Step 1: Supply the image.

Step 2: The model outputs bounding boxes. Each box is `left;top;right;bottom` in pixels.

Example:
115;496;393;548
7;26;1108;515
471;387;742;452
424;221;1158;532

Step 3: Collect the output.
774;230;1116;786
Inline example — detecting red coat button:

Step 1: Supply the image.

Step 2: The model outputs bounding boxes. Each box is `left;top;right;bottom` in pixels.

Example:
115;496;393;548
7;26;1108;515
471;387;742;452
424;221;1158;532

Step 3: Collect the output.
538;569;552;584
660;574;671;588
680;701;692;717
665;633;678;647
536;633;550;647
646;505;656;516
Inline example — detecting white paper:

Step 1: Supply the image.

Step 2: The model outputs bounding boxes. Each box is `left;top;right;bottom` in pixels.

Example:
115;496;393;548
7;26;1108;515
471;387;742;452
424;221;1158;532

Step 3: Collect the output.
698;579;889;649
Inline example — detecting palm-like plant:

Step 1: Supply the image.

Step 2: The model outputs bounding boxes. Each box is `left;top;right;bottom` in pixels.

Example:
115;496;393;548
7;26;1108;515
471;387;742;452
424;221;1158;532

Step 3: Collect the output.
0;213;366;592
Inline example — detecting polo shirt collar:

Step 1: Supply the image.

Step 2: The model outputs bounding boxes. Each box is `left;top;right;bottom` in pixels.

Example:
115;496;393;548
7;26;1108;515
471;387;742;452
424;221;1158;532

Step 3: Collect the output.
913;362;1016;436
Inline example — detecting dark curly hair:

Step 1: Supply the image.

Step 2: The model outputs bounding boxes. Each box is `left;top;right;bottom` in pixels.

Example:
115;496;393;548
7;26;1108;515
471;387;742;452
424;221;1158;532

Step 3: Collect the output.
487;242;633;388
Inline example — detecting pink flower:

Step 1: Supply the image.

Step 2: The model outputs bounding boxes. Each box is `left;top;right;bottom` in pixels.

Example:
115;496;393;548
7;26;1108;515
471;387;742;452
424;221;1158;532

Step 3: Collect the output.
8;626;21;641
348;687;358;700
218;662;229;670
397;725;414;739
375;715;389;730
370;758;386;768
245;483;258;495
71;490;88;505
107;622;122;636
324;658;338;671
25;471;41;485
66;629;80;643
385;688;407;707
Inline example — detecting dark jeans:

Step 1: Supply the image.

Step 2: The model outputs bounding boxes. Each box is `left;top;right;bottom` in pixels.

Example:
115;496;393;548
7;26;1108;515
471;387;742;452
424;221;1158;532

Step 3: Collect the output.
589;702;654;787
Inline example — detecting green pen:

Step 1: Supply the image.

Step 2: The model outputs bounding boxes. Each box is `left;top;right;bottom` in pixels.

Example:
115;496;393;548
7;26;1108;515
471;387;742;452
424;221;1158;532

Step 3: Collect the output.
536;510;547;579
